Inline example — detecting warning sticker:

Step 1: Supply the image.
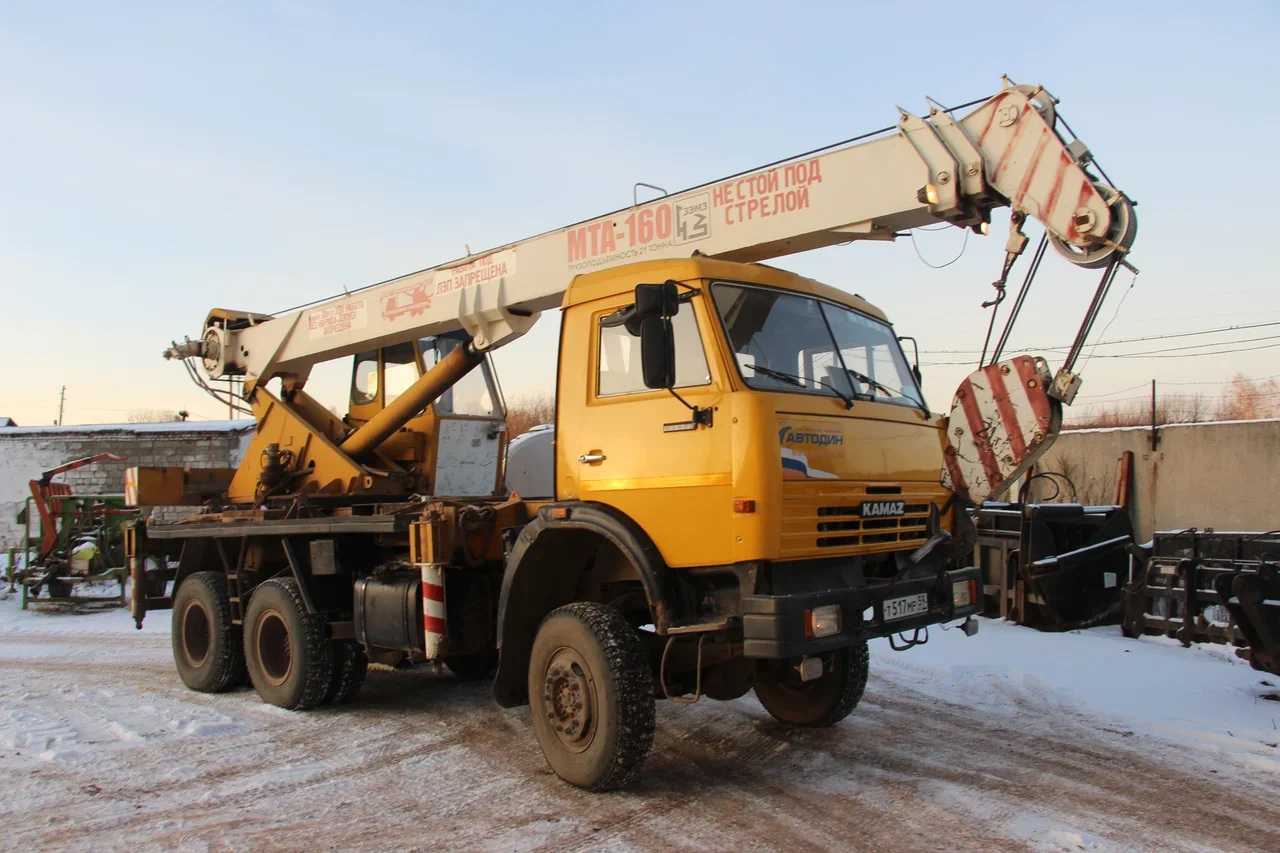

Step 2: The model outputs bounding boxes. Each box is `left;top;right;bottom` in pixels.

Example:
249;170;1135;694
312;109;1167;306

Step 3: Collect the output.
433;249;518;296
308;299;368;340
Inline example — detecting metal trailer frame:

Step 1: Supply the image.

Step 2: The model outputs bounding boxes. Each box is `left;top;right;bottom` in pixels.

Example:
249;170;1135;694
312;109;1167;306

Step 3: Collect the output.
1122;530;1279;648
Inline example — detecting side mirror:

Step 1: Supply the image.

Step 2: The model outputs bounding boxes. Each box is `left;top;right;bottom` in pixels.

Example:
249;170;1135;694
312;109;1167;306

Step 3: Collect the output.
898;335;922;385
640;316;675;389
634;281;680;321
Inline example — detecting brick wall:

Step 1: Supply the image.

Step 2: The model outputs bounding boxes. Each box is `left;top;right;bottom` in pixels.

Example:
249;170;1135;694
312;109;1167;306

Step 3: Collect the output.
0;421;254;553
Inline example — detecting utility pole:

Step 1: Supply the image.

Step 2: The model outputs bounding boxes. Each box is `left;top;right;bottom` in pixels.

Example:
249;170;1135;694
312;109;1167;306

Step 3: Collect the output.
56;385;66;426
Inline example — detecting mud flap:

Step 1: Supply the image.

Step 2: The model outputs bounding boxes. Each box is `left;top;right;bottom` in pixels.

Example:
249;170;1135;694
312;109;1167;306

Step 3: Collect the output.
940;356;1063;504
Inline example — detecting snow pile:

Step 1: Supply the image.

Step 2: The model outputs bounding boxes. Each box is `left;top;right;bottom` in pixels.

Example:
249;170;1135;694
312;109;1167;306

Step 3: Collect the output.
872;617;1280;772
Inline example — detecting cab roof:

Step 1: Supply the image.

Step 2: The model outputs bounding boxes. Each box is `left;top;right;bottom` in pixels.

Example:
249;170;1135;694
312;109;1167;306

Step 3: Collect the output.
562;257;889;323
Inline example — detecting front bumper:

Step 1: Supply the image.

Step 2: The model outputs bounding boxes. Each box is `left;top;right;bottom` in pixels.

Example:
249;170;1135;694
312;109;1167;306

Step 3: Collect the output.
740;566;982;659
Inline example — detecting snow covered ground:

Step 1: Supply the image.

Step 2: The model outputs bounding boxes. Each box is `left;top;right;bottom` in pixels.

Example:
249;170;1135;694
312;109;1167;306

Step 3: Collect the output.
0;589;1276;852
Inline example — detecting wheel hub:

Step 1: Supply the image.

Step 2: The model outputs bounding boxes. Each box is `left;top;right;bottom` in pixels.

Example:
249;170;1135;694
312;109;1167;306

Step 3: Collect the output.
256;611;293;687
542;648;595;752
180;599;212;668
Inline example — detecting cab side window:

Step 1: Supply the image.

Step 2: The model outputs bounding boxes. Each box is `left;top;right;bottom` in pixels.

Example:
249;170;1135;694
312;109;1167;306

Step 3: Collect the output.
351;351;379;405
597;308;711;397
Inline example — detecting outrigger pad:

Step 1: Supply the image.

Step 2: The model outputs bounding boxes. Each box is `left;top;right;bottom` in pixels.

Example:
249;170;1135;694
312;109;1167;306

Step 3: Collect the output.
940;355;1063;504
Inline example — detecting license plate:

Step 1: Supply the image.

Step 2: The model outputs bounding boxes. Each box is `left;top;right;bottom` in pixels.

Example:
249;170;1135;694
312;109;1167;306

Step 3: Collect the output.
861;500;905;518
883;592;929;622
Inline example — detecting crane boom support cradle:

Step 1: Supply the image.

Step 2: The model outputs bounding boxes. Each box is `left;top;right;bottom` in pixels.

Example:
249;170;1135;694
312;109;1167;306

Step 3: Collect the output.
190;81;1133;387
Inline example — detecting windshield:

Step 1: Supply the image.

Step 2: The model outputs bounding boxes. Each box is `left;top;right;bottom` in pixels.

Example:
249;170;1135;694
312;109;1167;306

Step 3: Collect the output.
712;282;925;410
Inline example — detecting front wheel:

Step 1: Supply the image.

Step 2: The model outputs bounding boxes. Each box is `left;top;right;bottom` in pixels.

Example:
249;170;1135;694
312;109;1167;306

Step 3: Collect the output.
527;603;655;791
753;640;869;727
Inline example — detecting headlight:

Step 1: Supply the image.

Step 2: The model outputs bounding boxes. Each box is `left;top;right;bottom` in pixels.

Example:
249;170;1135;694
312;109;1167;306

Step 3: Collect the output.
805;604;842;639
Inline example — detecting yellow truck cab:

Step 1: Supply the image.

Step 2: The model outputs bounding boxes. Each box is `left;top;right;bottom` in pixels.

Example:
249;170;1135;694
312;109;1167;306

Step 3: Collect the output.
491;257;981;743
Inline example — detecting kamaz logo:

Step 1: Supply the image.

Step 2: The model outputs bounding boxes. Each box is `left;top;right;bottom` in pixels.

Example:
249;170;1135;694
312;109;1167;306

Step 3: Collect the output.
778;425;844;447
861;500;905;517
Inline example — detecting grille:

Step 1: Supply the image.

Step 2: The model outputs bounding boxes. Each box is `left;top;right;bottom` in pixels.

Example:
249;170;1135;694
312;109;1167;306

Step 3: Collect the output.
781;485;935;557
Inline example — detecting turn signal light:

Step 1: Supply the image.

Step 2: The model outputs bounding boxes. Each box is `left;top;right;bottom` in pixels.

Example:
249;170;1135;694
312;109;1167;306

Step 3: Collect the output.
952;579;978;609
804;604;842;639
733;499;756;514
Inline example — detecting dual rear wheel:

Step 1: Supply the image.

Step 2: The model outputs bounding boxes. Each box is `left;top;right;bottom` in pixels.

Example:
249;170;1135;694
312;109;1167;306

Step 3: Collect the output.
171;573;366;708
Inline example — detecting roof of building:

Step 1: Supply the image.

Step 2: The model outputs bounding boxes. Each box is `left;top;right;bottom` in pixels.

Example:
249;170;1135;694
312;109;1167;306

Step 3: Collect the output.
0;419;255;437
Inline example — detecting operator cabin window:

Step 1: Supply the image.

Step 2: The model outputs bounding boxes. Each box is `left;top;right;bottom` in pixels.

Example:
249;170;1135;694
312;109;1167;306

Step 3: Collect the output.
420;335;498;416
597;308;711;396
383;342;419;404
351;351;379;405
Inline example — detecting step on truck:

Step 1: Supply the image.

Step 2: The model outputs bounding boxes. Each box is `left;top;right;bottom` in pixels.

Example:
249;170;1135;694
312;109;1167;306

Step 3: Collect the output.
126;78;1138;790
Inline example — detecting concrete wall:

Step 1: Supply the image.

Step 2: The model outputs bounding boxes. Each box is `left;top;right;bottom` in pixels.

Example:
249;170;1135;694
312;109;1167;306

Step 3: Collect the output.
1029;418;1280;541
0;421;254;552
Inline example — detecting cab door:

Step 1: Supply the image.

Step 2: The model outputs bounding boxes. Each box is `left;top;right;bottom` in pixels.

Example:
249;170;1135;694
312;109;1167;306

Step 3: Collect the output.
556;291;732;568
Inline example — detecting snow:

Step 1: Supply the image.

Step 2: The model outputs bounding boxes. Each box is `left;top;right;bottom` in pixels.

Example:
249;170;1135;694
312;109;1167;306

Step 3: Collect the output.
0;592;1276;850
874;617;1280;772
0;419;253;436
1062;416;1280;435
0;585;167;636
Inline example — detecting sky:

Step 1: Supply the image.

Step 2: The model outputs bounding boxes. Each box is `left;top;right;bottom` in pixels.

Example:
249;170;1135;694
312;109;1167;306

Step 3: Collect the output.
2;1;1278;425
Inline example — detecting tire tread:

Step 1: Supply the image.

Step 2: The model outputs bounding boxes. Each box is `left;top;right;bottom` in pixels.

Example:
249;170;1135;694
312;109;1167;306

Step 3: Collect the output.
540;602;655;792
245;577;332;711
172;571;245;693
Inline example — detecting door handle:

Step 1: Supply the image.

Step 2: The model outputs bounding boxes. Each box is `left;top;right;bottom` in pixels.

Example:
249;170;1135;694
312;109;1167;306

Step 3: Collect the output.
578;453;606;464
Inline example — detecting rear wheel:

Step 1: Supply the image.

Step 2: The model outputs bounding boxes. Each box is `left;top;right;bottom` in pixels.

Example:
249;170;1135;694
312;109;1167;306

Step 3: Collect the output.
243;578;332;710
754;641;869;727
171;571;246;693
528;603;655;791
324;640;368;705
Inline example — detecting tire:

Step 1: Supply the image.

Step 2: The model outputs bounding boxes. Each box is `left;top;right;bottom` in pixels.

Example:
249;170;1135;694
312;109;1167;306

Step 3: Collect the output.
753;640;869;728
171;571;246;693
445;649;498;681
45;577;74;599
243;578;332;710
527;603;655;791
324;640;369;705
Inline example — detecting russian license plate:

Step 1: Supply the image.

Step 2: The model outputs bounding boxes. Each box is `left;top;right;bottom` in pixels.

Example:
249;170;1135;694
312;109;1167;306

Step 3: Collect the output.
861;500;905;518
883;592;929;622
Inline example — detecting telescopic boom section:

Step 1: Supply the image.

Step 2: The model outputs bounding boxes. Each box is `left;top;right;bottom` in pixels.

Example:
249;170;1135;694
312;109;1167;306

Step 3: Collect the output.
188;81;1134;386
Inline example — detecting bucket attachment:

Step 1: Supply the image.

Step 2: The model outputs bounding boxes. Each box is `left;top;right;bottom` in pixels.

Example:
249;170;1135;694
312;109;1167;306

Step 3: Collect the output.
941;355;1062;504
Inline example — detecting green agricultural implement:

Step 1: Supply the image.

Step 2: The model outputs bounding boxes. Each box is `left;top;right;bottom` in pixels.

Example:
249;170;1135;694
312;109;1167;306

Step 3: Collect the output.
9;453;137;608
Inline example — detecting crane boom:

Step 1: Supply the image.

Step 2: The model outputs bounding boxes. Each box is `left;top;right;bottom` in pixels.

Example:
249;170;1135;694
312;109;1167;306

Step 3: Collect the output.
184;80;1134;386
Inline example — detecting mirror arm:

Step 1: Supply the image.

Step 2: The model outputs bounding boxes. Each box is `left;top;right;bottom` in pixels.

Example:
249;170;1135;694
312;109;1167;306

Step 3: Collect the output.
666;387;713;428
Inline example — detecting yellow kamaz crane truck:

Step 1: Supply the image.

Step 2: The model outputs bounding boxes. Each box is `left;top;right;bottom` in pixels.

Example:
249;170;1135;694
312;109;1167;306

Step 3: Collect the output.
126;79;1137;790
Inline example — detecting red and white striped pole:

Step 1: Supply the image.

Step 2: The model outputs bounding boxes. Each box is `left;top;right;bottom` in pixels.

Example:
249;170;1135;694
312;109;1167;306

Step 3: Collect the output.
421;563;447;659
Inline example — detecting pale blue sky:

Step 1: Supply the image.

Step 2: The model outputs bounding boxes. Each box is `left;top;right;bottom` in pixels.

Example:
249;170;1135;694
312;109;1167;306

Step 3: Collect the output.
2;1;1277;424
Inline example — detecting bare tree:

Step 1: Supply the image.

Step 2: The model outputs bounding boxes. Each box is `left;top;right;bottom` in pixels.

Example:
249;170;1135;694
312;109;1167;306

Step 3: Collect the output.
505;393;555;445
127;409;183;423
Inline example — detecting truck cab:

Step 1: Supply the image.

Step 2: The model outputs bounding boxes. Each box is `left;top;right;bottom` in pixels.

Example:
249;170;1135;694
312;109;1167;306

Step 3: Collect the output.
489;257;981;758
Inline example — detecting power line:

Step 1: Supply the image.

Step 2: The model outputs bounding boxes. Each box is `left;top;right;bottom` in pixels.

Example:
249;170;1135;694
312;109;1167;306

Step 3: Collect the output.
1072;389;1280;408
918;320;1280;355
920;334;1280;365
1107;339;1280;359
